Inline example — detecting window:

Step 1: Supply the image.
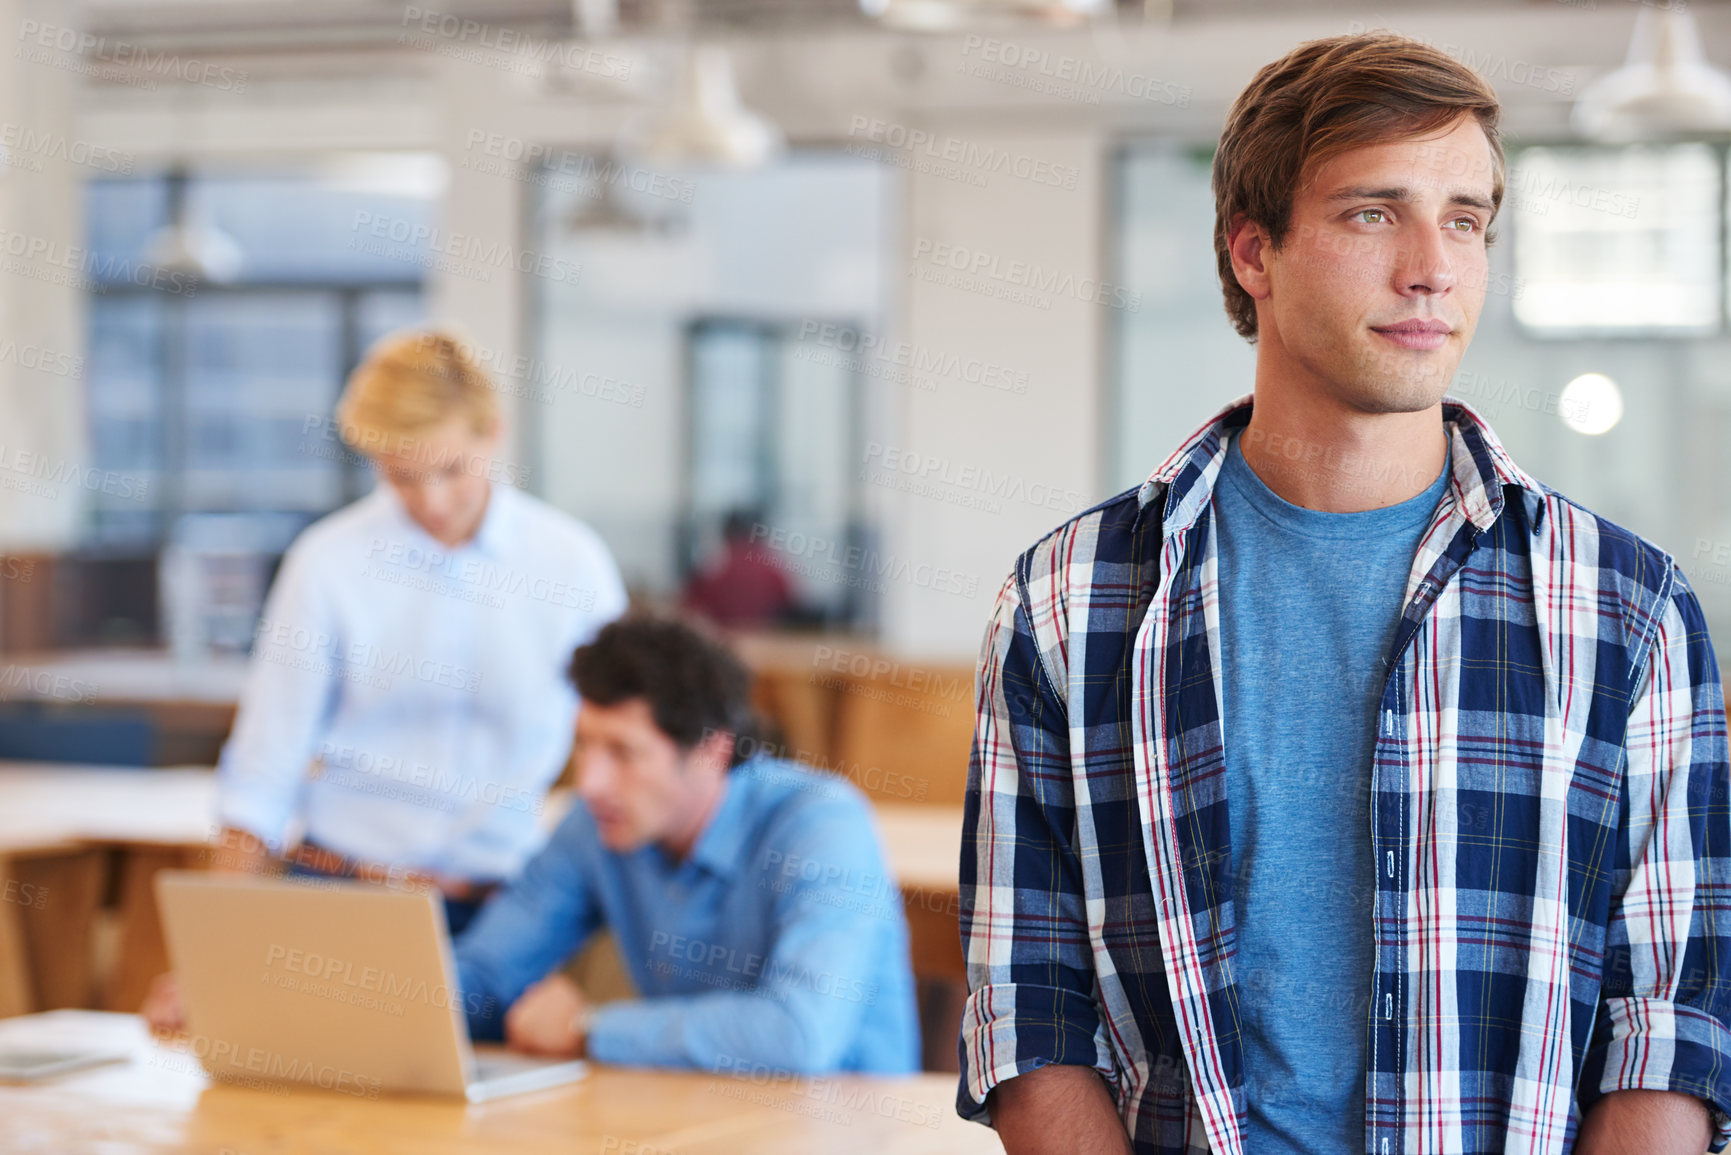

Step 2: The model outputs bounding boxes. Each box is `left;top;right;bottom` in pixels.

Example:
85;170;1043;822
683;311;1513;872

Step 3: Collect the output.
1509;143;1723;336
526;148;892;620
683;317;865;626
1106;143;1255;494
82;165;438;546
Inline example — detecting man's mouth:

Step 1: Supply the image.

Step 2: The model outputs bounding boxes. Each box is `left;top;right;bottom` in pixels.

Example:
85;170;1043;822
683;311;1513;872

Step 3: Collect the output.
1370;318;1453;351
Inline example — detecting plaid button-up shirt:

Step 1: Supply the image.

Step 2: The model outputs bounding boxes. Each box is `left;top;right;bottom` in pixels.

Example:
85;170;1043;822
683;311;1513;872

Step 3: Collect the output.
958;395;1731;1154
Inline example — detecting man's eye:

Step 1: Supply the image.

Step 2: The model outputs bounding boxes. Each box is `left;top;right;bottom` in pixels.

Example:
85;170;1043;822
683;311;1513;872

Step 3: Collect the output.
1448;217;1479;232
1353;208;1388;224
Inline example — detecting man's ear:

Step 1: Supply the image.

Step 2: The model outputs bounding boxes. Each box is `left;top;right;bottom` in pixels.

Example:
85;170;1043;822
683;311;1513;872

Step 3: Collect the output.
693;727;737;774
1227;214;1274;303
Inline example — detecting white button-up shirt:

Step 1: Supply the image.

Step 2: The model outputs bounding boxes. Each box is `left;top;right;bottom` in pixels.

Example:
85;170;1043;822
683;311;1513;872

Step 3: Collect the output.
216;482;627;881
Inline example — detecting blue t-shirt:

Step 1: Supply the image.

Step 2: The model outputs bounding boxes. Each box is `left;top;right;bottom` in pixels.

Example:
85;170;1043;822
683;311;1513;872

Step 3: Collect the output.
1213;430;1449;1153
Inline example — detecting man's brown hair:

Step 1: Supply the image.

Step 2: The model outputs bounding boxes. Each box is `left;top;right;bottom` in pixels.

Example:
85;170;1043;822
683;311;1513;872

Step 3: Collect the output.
570;615;762;769
1212;32;1505;342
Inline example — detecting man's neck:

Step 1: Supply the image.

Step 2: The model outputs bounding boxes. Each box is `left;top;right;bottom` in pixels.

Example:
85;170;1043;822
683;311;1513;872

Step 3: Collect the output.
659;773;729;863
1237;370;1447;514
419;482;494;548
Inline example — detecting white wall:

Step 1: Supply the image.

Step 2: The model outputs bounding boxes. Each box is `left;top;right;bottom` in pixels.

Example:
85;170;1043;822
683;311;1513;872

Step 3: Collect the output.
0;0;90;548
885;128;1108;656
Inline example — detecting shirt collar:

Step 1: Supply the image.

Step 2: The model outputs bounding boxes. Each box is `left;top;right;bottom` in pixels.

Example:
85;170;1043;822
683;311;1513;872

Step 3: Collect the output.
679;769;755;880
1137;391;1546;539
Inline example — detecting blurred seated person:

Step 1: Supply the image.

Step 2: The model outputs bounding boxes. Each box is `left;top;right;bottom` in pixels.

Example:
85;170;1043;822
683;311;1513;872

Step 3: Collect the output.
143;331;626;1031
680;510;795;629
454;615;919;1074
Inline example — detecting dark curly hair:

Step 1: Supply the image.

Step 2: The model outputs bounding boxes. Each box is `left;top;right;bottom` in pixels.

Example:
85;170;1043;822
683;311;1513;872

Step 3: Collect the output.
569;615;760;768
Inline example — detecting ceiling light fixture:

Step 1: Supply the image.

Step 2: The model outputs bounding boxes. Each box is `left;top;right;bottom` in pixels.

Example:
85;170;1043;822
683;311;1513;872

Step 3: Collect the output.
1573;6;1731;139
144;169;242;284
618;45;782;170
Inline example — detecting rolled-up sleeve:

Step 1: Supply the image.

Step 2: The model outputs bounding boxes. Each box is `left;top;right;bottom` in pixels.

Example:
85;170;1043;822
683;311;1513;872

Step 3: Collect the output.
956;570;1116;1124
1579;570;1731;1151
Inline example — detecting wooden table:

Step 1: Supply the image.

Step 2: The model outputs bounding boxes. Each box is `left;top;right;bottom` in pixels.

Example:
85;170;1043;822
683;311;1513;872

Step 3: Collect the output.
0;1010;1002;1154
0;765;225;1016
875;803;965;980
0;765;966;1016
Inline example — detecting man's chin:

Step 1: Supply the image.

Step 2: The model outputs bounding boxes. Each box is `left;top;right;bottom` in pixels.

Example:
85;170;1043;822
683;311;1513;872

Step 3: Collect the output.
594;823;641;852
1341;356;1458;414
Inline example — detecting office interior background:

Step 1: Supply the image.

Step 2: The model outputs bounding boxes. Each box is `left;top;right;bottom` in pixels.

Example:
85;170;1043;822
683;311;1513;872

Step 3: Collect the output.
0;0;1728;1099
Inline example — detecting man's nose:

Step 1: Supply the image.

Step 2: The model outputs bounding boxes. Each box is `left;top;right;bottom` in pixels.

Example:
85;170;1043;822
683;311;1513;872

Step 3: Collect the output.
575;756;611;798
1394;226;1457;297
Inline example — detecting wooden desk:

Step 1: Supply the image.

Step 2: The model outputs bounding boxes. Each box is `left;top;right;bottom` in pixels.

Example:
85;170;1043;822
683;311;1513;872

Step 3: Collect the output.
0;765;967;1015
0;1010;1002;1154
0;764;222;1016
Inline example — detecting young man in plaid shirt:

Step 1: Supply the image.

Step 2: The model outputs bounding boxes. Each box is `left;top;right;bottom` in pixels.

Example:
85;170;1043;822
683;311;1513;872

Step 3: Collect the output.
958;32;1731;1155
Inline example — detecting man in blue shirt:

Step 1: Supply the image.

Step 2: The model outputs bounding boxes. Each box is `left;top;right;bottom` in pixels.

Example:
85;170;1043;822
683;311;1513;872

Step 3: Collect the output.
454;616;920;1074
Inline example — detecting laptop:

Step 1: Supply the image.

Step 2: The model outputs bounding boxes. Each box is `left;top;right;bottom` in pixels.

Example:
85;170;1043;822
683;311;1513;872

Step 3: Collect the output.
155;871;588;1102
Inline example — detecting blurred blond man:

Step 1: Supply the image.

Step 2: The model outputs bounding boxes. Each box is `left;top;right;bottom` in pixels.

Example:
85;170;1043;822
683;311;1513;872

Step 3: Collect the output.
145;331;625;1029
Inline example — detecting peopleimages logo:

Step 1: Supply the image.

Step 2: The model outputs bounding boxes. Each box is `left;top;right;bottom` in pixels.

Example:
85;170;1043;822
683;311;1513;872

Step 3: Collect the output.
747;523;980;599
263;944;494;1017
317;740;544;816
461;131;694;205
958;35;1192;107
1;876;47;910
16;20;248;91
708;1054;945;1130
348;212;581;284
845;116;1081;190
861;441;1087;516
0;664;99;704
796;321;1028;395
1346;22;1575;95
646;931;879;1005
151;1033;379;1098
399;6;633;81
0;123;133;175
909;238;1141;312
0;227;198;295
0;443;151;502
